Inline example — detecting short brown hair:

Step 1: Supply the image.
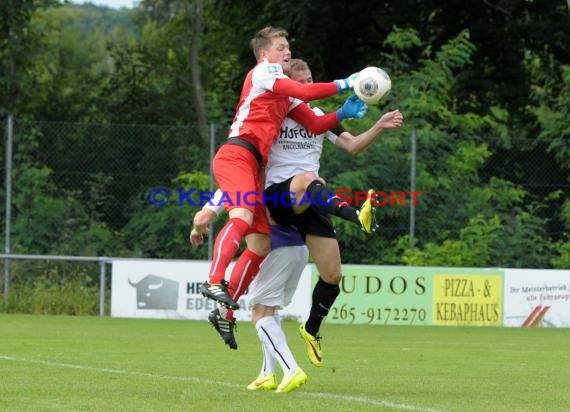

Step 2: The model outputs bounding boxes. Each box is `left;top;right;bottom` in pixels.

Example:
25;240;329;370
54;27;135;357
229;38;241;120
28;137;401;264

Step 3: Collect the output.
251;26;289;59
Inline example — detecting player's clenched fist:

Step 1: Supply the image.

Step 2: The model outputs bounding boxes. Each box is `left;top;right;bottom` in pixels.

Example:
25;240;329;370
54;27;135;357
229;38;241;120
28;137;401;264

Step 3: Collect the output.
189;209;216;246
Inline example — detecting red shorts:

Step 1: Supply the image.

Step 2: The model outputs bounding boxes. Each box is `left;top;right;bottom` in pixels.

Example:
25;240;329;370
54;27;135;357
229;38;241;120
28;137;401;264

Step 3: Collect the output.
213;144;269;236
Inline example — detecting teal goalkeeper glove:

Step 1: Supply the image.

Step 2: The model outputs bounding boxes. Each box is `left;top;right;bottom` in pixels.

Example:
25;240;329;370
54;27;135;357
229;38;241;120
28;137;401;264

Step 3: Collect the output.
336;94;368;121
334;72;359;92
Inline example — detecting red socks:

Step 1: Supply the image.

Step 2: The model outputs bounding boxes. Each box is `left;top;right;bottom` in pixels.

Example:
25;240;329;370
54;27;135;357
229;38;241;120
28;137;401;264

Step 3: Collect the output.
208;217;250;284
208;217;265;322
228;248;265;300
225;248;265;320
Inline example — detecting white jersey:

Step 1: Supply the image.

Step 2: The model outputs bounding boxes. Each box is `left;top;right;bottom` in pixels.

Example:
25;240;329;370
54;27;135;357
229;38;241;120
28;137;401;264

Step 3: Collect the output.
265;106;343;187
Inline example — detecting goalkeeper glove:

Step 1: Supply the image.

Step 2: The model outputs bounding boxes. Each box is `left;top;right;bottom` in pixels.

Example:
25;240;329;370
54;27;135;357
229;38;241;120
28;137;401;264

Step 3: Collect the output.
336;94;368;121
334;72;359;93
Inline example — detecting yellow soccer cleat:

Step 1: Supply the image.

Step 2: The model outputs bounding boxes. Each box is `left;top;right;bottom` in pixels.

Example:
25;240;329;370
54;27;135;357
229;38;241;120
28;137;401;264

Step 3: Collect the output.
299;322;323;367
275;368;308;393
247;373;278;391
358;189;377;234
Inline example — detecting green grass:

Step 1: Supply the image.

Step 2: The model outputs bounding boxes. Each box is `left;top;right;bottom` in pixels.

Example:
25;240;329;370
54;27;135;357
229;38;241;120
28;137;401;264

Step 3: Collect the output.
1;314;569;411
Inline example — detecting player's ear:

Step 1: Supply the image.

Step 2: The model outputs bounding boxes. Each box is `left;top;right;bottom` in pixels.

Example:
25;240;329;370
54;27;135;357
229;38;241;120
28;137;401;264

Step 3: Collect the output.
259;47;270;59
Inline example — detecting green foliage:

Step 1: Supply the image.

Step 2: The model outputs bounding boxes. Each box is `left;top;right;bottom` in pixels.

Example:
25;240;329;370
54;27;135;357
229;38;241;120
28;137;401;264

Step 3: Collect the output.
9;153;121;257
11;166;82;253
399;30;476;126
0;0;61;115
2;276;100;315
551;200;570;269
384;26;423;52
528;59;570;172
122;202;194;259
561;199;570;229
1;3;134;119
403;214;501;267
403;178;556;268
552;238;570;269
318;28;560;268
122;171;210;259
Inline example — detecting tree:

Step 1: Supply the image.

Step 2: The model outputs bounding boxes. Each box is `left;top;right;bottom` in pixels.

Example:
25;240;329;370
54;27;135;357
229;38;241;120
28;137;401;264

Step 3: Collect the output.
0;0;60;116
188;0;207;141
122;171;210;259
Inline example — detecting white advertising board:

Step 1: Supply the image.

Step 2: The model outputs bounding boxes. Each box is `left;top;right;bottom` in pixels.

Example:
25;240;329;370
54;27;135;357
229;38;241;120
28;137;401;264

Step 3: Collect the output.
111;258;311;321
503;269;570;327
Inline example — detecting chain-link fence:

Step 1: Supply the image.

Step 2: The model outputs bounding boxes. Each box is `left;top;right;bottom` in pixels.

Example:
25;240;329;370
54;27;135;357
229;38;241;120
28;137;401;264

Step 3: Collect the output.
2;118;568;253
0;118;214;309
1;118;568;310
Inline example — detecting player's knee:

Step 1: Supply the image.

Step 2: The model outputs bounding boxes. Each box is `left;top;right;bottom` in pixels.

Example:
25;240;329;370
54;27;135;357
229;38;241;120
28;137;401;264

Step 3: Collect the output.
302;172;318;186
251;304;275;324
228;207;254;225
320;271;342;285
251;242;270;256
246;235;270;256
292;172;318;192
251;310;262;325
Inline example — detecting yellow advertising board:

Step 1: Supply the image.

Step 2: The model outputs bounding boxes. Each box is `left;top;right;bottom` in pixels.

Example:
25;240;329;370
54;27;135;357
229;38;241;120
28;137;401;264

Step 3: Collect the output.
432;274;503;326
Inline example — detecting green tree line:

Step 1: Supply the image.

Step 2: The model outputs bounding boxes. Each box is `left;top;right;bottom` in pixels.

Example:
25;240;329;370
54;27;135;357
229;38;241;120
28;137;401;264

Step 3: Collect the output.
1;0;569;287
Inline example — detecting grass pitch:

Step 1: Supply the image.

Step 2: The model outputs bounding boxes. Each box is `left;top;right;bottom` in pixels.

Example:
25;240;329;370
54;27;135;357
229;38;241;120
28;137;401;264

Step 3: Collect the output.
0;314;568;411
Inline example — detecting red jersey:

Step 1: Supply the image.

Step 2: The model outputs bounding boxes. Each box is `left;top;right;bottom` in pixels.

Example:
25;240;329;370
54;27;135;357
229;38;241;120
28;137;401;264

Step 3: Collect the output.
228;59;339;164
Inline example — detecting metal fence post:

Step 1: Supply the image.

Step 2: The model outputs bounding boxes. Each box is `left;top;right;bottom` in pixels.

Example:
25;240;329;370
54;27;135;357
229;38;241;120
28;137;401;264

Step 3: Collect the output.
208;123;216;261
4;115;13;300
99;259;106;316
409;127;417;247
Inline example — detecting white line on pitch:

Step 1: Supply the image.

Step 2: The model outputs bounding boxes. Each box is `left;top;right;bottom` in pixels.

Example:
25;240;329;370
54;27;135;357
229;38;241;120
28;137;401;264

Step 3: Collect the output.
0;355;444;412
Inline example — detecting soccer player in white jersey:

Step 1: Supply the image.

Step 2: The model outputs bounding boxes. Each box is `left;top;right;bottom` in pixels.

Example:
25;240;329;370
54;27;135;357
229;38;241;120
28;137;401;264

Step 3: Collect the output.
264;59;404;367
191;205;310;393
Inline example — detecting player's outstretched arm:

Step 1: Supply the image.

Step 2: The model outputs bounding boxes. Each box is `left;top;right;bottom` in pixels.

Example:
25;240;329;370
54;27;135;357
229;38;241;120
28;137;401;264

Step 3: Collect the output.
272;78;337;101
272;71;359;102
335;109;404;155
289;95;368;135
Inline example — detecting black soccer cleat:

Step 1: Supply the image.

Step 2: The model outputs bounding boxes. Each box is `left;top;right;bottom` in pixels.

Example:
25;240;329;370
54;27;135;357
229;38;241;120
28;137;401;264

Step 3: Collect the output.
208;309;238;350
200;281;240;310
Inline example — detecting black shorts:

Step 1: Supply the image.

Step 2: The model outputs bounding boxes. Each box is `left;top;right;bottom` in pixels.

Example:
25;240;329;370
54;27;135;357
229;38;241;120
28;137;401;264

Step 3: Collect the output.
264;177;336;239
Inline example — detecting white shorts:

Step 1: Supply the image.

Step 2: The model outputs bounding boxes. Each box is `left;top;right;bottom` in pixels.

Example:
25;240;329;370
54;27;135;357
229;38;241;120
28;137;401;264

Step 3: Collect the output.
248;245;309;309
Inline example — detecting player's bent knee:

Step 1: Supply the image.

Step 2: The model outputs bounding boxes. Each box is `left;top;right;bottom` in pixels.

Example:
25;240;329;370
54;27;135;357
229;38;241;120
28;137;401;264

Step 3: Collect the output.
251;243;270;256
291;172;318;192
301;172;319;188
245;234;270;256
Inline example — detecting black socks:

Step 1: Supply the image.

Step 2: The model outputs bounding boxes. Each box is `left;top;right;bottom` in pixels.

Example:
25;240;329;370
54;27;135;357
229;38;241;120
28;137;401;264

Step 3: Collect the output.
306;180;359;225
305;277;341;337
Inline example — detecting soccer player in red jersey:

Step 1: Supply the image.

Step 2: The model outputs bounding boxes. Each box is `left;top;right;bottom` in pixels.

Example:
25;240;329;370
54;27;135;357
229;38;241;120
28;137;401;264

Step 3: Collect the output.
199;26;365;309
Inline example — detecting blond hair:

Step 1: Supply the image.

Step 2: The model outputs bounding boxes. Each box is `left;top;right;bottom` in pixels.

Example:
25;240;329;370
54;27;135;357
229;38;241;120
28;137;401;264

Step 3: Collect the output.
250;26;289;59
289;58;309;73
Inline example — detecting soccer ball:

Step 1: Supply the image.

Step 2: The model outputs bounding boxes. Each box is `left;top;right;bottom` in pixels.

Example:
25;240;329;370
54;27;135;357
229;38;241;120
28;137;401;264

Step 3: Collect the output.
353;66;391;104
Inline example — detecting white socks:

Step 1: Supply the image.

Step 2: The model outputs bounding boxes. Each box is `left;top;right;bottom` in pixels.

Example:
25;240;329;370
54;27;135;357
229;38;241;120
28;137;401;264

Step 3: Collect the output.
255;315;298;376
